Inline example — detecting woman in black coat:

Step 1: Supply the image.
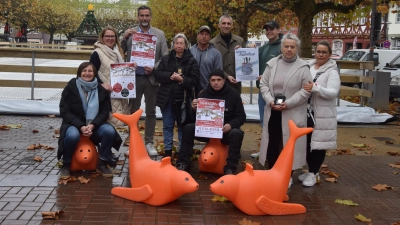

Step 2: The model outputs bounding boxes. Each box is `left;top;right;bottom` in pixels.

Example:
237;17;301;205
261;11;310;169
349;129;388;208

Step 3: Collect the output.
58;62;122;179
154;33;200;158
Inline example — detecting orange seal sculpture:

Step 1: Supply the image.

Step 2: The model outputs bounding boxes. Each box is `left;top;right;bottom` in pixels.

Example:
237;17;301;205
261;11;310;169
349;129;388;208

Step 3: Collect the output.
111;109;199;206
209;120;312;215
198;138;228;175
70;135;98;171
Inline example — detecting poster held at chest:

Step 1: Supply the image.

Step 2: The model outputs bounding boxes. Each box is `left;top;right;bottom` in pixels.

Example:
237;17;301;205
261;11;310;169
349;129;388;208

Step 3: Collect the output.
234;48;259;81
130;33;157;67
110;63;136;99
195;98;225;139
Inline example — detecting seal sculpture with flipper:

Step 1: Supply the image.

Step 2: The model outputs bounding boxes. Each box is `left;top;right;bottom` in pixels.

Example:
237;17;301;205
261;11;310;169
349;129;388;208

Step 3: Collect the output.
209;120;312;215
111;109;199;206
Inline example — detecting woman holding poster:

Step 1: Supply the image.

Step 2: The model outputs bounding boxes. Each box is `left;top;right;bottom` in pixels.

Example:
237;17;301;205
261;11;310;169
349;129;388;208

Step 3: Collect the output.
90;26;135;127
154;33;200;158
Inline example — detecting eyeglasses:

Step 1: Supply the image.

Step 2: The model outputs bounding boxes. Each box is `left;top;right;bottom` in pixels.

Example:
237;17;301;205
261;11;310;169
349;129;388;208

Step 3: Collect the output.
104;35;115;39
316;51;328;55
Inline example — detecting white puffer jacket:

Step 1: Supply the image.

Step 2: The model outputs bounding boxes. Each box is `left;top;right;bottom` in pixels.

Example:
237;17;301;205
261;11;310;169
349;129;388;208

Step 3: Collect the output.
308;59;341;150
94;42;129;127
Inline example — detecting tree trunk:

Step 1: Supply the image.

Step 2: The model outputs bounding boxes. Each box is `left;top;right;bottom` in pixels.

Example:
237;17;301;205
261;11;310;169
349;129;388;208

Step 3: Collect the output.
235;8;254;43
49;31;54;44
296;13;314;58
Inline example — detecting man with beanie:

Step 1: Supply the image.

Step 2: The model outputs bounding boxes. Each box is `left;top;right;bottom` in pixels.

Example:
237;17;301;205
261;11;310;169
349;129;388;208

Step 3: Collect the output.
190;25;223;93
175;69;246;175
210;15;246;94
251;21;283;158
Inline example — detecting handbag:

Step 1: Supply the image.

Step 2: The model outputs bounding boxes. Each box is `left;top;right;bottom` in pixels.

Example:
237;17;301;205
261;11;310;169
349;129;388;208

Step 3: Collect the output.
174;87;196;126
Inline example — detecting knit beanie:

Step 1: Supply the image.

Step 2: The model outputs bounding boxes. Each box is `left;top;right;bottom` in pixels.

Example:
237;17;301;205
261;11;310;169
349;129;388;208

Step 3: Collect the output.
209;69;225;79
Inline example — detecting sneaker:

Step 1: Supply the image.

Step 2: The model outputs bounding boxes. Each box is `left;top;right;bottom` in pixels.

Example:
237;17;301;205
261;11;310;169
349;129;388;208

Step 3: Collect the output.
288;177;293;188
59;163;70;179
224;169;234;175
298;172;310;182
146;143;158;156
176;163;190;173
302;172;317;187
96;160;113;178
250;152;260;158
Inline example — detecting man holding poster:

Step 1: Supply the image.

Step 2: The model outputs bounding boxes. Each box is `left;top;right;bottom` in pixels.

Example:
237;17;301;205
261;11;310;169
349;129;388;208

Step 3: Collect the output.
175;69;246;175
121;5;168;155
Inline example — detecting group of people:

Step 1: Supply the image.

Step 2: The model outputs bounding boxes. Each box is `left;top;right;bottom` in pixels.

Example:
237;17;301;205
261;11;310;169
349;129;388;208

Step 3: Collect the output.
57;5;340;188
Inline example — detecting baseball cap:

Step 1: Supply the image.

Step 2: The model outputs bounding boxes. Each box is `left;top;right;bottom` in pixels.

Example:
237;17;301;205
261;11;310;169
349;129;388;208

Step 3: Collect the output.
198;25;211;34
263;21;280;30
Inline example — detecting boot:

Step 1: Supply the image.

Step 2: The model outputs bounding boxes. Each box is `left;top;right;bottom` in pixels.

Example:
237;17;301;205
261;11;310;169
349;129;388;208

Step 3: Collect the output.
60;163;70;179
163;150;172;158
96;160;113;178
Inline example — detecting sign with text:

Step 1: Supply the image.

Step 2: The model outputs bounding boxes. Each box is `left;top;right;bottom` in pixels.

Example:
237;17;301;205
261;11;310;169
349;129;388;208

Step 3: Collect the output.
130;33;157;67
195;98;225;139
110;63;136;99
234;47;259;81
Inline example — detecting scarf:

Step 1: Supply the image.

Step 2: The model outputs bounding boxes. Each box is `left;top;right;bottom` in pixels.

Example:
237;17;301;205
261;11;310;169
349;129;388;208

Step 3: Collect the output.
76;77;99;125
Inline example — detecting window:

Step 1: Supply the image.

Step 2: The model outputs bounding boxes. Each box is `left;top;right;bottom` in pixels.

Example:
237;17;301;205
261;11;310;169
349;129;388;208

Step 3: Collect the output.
10;27;13;33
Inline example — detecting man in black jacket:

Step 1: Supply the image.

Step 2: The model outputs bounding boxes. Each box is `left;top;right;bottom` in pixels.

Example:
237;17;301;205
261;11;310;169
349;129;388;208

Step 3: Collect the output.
176;69;246;175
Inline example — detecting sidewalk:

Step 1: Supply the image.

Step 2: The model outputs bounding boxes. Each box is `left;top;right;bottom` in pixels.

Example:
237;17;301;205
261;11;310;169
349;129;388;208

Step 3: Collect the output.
0;114;400;225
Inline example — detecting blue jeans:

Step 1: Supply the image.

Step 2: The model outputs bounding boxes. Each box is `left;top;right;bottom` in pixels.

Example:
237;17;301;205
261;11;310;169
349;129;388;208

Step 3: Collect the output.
160;98;182;151
63;124;116;163
258;89;266;126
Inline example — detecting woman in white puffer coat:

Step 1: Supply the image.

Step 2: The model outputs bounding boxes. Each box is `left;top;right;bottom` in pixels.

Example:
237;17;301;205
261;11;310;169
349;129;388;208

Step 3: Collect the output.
300;40;341;187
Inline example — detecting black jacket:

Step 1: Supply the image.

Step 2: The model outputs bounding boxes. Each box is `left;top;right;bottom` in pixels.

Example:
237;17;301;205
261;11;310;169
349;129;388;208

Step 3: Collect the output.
57;78;122;160
154;49;200;108
199;82;246;129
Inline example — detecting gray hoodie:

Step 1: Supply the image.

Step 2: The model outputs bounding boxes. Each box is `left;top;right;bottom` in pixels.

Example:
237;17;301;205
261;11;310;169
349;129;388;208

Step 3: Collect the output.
190;43;223;91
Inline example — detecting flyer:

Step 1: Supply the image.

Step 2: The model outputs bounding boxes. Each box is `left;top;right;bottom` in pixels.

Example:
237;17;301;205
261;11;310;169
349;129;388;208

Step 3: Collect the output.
234;47;259;81
110;63;136;99
130;33;157;67
195;98;225;139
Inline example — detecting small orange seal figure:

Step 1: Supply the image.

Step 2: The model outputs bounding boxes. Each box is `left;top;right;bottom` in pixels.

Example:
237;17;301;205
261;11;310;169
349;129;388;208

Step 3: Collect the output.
111;109;199;206
198;139;228;175
70;135;98;171
210;120;312;215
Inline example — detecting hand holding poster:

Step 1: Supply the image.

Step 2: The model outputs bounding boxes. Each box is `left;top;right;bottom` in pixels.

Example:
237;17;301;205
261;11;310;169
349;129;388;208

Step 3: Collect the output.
195;98;225;139
234;48;259;81
110;63;136;99
130;33;157;67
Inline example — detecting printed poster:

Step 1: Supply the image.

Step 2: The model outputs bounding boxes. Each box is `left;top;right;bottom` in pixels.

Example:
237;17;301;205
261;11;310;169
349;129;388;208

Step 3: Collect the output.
234;47;259;81
110;63;136;99
195;98;225;139
130;33;157;67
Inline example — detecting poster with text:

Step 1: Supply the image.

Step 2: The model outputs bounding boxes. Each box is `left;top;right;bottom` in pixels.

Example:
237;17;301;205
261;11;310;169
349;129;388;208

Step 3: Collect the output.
195;98;225;139
234;47;259;81
130;33;157;67
110;63;136;99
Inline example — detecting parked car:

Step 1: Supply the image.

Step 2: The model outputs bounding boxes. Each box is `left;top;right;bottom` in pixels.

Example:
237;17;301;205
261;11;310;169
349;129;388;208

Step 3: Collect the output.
339;49;400;88
381;53;400;100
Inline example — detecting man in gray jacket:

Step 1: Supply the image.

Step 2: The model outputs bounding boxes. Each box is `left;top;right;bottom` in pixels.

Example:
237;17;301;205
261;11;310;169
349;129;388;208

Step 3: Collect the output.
190;25;223;93
210;15;246;94
121;5;168;156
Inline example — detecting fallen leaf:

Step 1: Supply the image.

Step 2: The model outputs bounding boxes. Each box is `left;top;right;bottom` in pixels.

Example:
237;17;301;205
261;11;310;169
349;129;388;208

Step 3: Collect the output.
387;151;400;156
47;115;56;118
396;162;400;165
124;152;129;158
42;145;55;150
154;131;163;136
328;171;339;178
90;172;100;178
391;222;400;225
41;210;65;220
27;144;37;150
33;156;42;162
58;177;76;185
116;160;124;165
365;150;373;154
54;129;60;134
7;124;22;129
115;127;128;133
55;161;63;168
354;213;371;222
32;129;39;133
244;129;251;132
196;174;208;180
335;199;358;206
359;135;366;138
321;164;328;168
350;143;367;148
112;169;121;174
254;137;261;140
77;176;90;184
325;177;337;183
385;140;394;144
388;164;400;169
372;184;393;192
53;134;60;138
320;169;331;174
0;125;10;130
211;195;229;202
393;171;399;175
139;124;145;130
238;218;261;225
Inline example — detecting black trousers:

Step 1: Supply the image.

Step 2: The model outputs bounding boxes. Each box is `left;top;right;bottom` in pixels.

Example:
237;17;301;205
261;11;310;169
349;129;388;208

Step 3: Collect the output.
177;123;244;173
306;113;326;173
266;109;283;169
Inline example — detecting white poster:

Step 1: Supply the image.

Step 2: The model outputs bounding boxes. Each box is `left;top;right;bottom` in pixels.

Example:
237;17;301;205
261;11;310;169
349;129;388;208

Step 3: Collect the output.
110;63;136;99
195;98;225;139
130;33;157;67
234;48;259;81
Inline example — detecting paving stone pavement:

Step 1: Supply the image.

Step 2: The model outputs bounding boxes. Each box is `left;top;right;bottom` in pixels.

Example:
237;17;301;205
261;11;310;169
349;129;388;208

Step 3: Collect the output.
0;114;400;225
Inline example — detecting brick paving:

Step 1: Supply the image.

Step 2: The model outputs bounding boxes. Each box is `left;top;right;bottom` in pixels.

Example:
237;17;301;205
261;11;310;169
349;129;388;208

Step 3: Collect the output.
0;114;400;225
